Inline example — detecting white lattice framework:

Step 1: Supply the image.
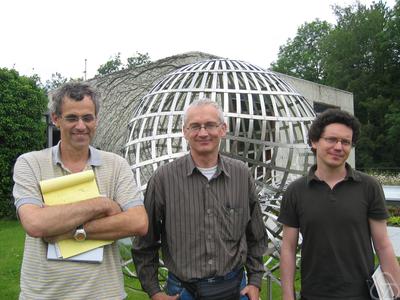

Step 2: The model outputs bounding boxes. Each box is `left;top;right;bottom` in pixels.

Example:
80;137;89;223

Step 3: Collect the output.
123;59;316;286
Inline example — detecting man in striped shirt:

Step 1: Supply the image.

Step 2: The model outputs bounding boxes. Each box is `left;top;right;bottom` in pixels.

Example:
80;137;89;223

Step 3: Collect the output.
133;99;268;300
13;82;148;299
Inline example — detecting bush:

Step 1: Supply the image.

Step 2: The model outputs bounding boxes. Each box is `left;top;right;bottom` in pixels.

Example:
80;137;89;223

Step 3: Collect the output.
388;206;400;217
367;171;400;185
0;68;47;218
388;216;400;227
388;206;400;227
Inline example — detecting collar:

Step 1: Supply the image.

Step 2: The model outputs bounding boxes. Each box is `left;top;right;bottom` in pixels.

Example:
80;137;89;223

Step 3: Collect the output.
51;141;102;167
307;162;361;184
185;153;231;179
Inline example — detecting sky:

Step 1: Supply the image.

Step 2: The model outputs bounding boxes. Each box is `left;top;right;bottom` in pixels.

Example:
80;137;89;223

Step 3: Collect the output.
0;0;396;83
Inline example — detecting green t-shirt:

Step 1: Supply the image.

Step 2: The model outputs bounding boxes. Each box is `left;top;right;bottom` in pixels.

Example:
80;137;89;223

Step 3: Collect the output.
278;164;388;299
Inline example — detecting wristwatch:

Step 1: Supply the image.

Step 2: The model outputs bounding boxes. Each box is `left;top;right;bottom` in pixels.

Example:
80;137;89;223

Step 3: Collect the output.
73;225;86;241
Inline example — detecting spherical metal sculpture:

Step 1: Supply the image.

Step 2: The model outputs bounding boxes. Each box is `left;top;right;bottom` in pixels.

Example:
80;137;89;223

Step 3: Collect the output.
123;59;315;285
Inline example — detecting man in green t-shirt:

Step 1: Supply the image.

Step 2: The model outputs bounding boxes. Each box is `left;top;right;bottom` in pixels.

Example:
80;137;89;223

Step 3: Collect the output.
279;109;400;299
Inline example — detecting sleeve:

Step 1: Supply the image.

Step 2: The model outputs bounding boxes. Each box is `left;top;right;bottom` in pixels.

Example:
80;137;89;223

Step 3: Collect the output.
277;183;300;228
367;176;389;220
113;157;144;211
131;172;164;297
13;154;44;210
245;171;268;288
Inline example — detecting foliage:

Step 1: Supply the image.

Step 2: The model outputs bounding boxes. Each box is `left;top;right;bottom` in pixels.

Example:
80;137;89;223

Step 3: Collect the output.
127;52;151;69
0;220;25;298
0;68;48;218
43;72;67;91
96;53;123;76
323;2;399;170
96;52;151;77
368;171;400;185
388;206;400;217
388;216;400;226
271;20;332;84
0;220;148;299
1;220;278;299
270;1;400;170
43;73;83;92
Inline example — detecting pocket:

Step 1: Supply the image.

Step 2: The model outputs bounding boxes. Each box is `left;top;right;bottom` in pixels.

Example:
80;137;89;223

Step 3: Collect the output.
196;270;242;300
166;274;184;296
218;206;248;241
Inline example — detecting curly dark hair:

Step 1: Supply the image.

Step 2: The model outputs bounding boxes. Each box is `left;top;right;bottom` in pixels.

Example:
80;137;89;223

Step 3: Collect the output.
308;108;361;154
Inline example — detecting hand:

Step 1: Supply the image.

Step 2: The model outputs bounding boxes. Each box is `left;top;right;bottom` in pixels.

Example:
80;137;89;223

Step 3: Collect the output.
240;284;259;300
105;198;122;216
151;292;179;300
43;230;74;243
95;196;121;216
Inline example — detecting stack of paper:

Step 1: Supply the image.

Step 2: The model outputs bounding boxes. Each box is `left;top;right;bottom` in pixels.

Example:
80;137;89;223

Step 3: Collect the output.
370;265;394;299
47;243;104;263
40;170;112;262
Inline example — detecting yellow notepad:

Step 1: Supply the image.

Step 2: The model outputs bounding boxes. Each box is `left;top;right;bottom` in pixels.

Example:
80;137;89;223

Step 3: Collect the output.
40;170;112;259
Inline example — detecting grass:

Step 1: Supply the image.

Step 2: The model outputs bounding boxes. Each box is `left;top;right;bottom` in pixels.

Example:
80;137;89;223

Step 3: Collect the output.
368;171;400;226
0;220;285;299
367;171;400;186
3;220;397;299
388;206;400;227
0;220;149;299
0;219;25;299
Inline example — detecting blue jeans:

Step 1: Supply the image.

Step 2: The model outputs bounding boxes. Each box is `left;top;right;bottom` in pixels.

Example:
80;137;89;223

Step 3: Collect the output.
166;270;249;300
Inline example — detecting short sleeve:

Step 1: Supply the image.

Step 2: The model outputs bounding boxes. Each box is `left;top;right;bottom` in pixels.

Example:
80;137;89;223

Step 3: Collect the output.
278;183;300;228
13;154;44;210
367;176;389;220
114;157;144;211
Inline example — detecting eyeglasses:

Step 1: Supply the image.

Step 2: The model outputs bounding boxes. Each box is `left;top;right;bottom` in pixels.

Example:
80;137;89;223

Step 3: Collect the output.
62;114;96;124
321;136;353;147
186;122;223;133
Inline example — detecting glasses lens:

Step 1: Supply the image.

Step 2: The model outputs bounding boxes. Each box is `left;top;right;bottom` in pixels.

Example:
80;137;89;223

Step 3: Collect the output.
63;115;79;123
189;124;201;132
188;123;220;132
82;115;95;123
63;114;95;123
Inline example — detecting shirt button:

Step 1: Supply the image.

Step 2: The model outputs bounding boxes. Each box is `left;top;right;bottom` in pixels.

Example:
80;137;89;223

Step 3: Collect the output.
207;208;212;214
206;184;210;188
208;259;213;265
208;234;212;239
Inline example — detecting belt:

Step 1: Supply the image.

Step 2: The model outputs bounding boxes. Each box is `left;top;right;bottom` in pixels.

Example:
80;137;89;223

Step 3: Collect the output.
169;267;244;299
171;266;243;284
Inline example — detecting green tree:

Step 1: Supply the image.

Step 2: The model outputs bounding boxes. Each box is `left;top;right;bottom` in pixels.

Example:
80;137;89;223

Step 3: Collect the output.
96;53;123;76
271;20;332;84
127;52;151;68
96;52;152;77
271;1;400;170
0;68;48;218
323;1;398;169
44;72;67;91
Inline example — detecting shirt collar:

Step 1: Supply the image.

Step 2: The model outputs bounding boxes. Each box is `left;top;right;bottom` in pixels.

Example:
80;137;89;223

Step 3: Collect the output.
307;162;361;184
185;153;231;178
51;141;102;167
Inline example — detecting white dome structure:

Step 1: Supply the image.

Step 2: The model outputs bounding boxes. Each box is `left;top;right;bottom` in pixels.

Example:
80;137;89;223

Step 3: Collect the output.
123;59;316;283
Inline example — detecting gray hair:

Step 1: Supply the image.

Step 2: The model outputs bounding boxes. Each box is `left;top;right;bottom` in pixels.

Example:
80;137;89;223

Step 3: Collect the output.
50;82;100;116
183;98;225;125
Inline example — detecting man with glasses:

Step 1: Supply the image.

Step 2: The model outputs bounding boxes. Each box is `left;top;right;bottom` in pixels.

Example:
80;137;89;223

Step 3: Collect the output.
13;82;148;299
279;109;400;299
132;99;268;300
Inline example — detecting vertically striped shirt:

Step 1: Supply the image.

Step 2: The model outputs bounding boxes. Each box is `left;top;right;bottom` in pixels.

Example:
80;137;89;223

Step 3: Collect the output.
13;143;143;300
132;154;268;297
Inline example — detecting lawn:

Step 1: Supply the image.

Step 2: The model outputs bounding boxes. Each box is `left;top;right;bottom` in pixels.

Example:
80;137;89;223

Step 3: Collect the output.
3;219;399;299
0;219;151;299
0;220;284;299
